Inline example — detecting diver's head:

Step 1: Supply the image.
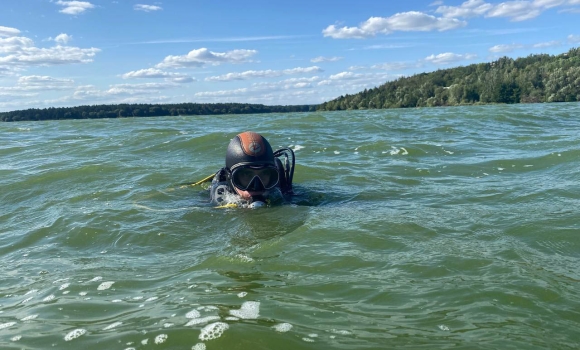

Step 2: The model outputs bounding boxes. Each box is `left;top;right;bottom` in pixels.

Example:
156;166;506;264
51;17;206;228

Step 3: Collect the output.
226;131;279;200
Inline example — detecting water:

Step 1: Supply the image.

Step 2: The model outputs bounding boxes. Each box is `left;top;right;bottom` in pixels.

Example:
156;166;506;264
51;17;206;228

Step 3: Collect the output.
1;103;580;349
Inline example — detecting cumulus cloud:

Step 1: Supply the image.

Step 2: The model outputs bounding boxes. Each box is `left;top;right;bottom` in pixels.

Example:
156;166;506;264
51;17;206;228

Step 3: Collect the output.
0;26;20;37
121;68;195;83
486;2;542;21
53;33;72;44
0;37;35;54
156;48;257;68
489;43;524;52
424;52;477;65
322;11;467;39
17;75;74;87
311;56;343;63
55;1;95;15
436;0;494;18
568;34;580;42
0;45;100;66
134;4;163;12
205;66;322;82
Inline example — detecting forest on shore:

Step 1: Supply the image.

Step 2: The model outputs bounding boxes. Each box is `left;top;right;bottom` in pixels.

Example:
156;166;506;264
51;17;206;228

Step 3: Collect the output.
1;47;579;122
318;47;580;111
0;103;315;122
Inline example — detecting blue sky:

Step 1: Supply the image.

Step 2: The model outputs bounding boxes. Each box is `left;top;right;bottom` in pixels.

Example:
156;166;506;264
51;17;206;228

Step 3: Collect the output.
1;0;579;112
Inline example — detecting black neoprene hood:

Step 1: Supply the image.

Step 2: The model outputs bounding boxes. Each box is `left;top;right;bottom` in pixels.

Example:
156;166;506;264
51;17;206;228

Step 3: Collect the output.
225;131;275;170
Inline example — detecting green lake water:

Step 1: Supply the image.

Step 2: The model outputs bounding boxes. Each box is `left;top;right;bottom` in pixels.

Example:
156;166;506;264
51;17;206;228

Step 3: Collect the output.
1;103;580;349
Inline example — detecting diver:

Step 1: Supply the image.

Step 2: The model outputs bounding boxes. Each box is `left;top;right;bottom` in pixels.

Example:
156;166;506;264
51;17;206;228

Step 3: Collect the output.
209;131;295;208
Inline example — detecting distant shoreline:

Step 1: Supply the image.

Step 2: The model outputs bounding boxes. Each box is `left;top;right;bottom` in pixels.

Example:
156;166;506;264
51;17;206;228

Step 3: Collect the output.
0;103;317;122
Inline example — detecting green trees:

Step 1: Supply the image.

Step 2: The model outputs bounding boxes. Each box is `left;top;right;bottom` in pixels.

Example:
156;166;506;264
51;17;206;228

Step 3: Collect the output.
318;47;580;111
0;103;315;122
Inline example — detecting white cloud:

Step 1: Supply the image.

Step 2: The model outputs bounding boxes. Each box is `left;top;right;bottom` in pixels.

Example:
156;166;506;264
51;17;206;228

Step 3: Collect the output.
54;34;72;44
0;37;35;54
18;75;74;87
0;26;20;37
195;88;249;97
486;2;542;21
489;43;524;52
532;40;561;47
205;66;322;82
112;82;180;90
121;68;195;83
55;1;95;15
568;34;580;42
370;62;417;71
156;48;257;68
424;52;477;65
323;12;467;39
533;0;567;8
436;0;494;18
134;4;163;12
311;56;343;63
0;45;100;66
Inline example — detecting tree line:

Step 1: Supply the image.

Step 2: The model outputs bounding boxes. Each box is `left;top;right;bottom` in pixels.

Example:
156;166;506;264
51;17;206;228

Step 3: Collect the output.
317;47;580;111
0;103;316;122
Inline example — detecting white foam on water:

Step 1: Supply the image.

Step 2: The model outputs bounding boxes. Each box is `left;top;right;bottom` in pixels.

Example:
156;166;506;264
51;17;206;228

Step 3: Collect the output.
334;151;340;154
79;292;88;296
21;314;38;321
59;283;70;290
272;323;293;332
444;150;454;154
132;296;143;300
185;316;220;326
293;145;305;151
224;316;238;321
64;328;86;341
103;322;122;330
24;289;38;296
43;295;55;302
155;334;168;344
146;297;158;302
308;333;318;337
237;292;247;298
0;322;16;330
141;339;148;345
186;310;201;319
199;322;229;341
163;323;173;328
198;306;219;311
438;324;450;331
89;276;103;282
235;254;254;262
97;281;114;290
62;291;70;295
21;297;33;304
498;167;504;171
112;299;123;303
192;343;206;350
229;301;260;319
124;348;136;350
11;335;22;341
524;165;534;167
302;337;315;342
53;278;69;284
329;329;352;335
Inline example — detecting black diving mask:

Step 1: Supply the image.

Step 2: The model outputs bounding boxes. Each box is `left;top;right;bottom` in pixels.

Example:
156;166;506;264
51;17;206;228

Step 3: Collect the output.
231;165;279;191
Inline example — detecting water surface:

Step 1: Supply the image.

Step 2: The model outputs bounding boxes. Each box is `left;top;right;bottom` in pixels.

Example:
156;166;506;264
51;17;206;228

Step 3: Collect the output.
1;103;580;349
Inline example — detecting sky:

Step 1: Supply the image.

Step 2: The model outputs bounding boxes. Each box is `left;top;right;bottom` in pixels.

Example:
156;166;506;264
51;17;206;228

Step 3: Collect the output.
1;0;580;112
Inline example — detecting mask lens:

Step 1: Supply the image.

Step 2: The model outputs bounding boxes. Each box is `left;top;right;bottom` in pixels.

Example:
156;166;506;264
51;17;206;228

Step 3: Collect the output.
232;166;279;190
